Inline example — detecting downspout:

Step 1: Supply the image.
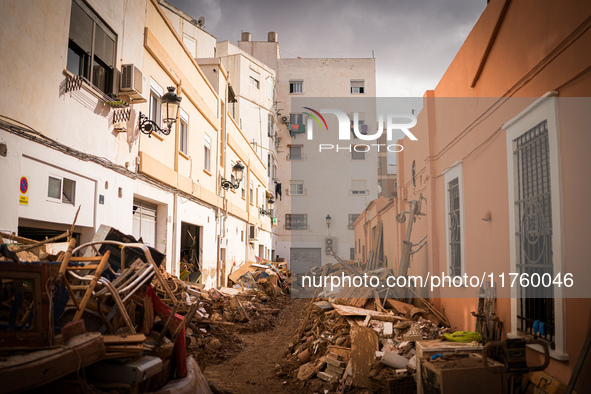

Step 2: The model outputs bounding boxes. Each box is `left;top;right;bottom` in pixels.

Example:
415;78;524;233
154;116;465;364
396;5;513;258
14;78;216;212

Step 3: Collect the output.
218;68;229;289
171;82;181;277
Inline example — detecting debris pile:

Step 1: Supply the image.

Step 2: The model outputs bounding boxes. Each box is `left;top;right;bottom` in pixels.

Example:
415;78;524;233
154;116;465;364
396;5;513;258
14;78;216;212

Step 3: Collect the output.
277;260;452;393
0;226;290;393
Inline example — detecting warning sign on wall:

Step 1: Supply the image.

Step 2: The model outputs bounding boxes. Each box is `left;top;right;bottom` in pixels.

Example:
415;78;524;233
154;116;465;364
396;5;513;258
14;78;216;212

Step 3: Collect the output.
19;176;29;206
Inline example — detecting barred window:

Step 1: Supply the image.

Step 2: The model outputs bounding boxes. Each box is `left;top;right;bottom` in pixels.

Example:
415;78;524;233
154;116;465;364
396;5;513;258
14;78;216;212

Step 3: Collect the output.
285;214;307;230
447;177;461;277
513;120;555;344
348;214;360;230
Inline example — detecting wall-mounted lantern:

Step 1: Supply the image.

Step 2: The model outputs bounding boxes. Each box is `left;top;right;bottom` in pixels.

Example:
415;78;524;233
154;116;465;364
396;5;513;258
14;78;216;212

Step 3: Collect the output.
221;161;245;190
138;86;182;137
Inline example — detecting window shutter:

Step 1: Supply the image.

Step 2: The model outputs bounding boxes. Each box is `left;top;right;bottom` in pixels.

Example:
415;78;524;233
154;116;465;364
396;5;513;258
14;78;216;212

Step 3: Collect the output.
94;24;115;68
69;1;93;54
352;180;366;190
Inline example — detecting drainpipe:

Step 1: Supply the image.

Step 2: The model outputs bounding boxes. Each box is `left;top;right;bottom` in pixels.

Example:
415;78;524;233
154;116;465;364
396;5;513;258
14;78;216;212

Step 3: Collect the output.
218;67;229;288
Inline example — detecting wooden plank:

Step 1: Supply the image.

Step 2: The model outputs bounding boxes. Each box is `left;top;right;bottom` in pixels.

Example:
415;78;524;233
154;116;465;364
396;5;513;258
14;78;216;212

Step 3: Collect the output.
103;334;146;345
350;326;378;388
332;304;407;322
384;299;414;315
228;261;256;283
73;251;110;322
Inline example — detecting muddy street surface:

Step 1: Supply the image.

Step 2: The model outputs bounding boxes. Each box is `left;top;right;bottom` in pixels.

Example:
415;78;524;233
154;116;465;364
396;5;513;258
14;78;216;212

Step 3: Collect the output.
203;297;311;393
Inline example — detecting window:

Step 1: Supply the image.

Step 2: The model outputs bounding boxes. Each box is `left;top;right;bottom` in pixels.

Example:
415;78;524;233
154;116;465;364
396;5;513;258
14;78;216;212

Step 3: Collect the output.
351;145;366;160
444;162;464;277
289;181;304;195
350;80;365;94
288;145;303;160
448;178;461;276
268;114;274;137
504;94;565;357
241;184;246;199
289;80;303;94
182;33;197;58
204;134;211;172
351;180;366;195
249;75;260;89
47;176;76;205
267;77;274;101
267;154;271;177
67;0;116;94
512;121;554;343
149;78;163;130
350;248;355;260
348;214;360;230
179;109;188;155
132;199;157;248
350;116;367;139
250;181;254;204
285;214;307;230
290;113;304;125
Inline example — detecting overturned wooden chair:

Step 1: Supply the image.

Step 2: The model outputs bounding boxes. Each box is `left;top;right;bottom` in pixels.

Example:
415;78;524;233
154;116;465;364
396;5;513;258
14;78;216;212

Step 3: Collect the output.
57;240;176;334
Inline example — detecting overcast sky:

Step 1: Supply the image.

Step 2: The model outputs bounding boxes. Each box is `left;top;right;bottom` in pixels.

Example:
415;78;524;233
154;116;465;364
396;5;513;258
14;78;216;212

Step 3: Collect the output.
167;0;487;97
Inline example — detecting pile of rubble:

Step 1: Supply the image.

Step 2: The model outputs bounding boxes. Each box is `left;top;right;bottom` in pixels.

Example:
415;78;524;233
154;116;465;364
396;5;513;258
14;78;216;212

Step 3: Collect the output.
277;260;452;393
0;226;290;393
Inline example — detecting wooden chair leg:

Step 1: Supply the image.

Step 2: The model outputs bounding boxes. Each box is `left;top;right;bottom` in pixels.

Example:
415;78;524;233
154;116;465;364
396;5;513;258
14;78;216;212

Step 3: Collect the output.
73;251;110;322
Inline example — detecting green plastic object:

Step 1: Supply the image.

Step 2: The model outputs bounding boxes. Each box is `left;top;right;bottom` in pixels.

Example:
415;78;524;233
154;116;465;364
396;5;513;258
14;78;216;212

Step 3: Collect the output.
444;331;482;343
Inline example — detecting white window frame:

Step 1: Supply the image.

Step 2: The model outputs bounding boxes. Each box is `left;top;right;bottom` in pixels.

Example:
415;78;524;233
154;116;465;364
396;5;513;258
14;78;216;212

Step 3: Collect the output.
351;180;367;195
179;108;189;155
203;133;211;172
288;145;303;161
249;72;260;89
289;80;303;94
267;77;274;101
289;180;304;196
149;78;163;131
504;91;567;360
350;80;365;94
47;174;76;205
443;161;465;278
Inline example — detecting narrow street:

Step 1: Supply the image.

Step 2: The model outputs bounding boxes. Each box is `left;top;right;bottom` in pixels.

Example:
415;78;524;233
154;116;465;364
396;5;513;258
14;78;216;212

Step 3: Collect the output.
204;298;308;393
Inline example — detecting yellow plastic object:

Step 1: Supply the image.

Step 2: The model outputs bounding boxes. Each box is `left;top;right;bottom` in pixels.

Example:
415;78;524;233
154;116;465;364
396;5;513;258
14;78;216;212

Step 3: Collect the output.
444;331;482;342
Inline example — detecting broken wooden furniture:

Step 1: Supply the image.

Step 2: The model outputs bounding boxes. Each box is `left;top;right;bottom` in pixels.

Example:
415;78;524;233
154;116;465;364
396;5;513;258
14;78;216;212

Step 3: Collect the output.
0;332;105;393
0;261;58;349
58;241;177;335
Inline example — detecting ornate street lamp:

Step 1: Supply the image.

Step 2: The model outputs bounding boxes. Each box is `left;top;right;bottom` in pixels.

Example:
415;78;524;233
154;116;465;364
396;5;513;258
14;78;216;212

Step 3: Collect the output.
139;86;182;137
260;197;275;216
221;161;245;190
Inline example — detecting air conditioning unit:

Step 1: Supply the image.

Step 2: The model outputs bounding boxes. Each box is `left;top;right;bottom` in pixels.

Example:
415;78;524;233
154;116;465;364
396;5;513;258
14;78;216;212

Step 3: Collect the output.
119;64;145;101
325;237;336;255
281;116;290;124
249;225;258;242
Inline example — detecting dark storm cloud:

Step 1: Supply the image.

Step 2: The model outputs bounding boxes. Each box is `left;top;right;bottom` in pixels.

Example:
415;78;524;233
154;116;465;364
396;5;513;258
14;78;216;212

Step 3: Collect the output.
167;0;486;96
